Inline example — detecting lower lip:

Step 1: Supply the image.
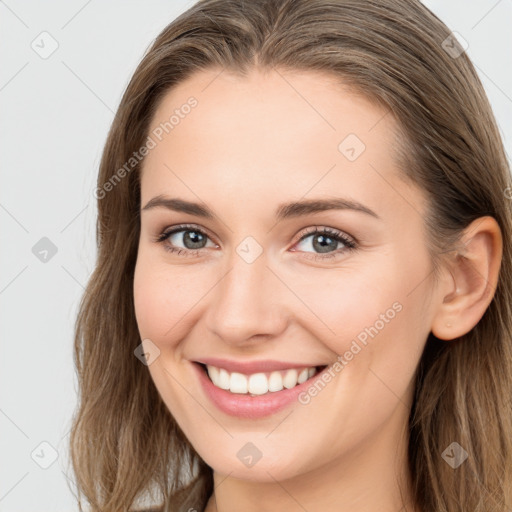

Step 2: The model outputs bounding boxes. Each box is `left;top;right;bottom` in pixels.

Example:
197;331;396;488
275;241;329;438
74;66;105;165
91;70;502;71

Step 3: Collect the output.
192;362;326;419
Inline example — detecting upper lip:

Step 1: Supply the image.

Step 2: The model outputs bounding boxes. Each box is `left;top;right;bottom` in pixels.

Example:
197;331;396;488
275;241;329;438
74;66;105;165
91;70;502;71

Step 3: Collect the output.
193;357;327;375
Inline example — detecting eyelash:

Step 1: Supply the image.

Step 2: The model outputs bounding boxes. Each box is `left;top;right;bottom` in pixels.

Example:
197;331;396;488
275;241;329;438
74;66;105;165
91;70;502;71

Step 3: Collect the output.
154;223;358;261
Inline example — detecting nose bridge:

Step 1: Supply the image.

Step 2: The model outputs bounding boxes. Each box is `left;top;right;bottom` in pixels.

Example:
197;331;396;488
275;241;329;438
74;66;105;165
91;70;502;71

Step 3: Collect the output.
205;246;287;344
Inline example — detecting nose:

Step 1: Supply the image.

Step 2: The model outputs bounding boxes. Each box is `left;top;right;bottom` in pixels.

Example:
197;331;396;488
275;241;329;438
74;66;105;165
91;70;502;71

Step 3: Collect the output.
203;249;289;346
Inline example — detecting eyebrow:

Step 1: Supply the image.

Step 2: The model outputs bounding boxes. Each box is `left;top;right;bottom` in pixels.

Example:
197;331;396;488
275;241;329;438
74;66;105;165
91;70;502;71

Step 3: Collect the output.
141;195;380;220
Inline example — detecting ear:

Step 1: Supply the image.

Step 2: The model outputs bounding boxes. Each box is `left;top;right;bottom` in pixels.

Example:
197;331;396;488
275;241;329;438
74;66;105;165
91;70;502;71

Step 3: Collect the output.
431;216;503;341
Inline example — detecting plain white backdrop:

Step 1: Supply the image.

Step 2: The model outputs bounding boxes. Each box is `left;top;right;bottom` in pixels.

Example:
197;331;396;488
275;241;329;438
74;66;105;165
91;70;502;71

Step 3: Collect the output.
1;0;511;510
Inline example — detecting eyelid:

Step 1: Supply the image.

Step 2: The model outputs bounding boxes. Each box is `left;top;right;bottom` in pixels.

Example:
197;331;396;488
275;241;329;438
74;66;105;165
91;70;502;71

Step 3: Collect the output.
294;225;357;246
155;223;218;245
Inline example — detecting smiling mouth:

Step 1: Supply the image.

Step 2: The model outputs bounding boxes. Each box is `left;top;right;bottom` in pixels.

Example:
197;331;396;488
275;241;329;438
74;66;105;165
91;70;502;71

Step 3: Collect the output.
197;362;328;396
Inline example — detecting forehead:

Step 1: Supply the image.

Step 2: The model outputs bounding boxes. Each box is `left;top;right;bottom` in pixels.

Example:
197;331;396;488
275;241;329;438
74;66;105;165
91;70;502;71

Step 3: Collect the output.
140;68;423;219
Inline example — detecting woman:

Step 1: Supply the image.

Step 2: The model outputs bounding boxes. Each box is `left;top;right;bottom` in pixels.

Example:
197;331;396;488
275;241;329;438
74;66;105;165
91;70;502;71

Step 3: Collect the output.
69;1;512;511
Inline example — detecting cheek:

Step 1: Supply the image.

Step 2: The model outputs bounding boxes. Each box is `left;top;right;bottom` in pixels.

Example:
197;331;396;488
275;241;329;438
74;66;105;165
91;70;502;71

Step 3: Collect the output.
133;253;215;350
133;259;166;340
281;262;400;344
133;254;202;414
284;253;430;380
133;254;186;343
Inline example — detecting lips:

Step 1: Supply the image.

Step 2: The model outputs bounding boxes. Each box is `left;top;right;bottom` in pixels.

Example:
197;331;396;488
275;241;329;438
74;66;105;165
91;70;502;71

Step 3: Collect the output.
191;360;331;418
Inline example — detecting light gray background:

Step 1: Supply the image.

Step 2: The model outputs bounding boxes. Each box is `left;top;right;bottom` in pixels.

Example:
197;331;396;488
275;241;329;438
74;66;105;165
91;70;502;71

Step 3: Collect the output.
1;1;511;510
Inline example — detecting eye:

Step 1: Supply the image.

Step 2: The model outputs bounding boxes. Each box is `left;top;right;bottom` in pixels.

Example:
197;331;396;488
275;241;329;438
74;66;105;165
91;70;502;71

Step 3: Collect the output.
155;224;217;257
291;226;357;260
154;224;358;260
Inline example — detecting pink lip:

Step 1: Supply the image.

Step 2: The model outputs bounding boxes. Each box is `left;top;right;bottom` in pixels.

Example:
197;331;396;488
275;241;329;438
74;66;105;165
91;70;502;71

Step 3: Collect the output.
194;357;322;375
192;361;328;419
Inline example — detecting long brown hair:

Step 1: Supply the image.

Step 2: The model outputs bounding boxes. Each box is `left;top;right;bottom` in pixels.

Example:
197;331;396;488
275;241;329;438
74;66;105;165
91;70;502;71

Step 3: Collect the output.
68;1;512;510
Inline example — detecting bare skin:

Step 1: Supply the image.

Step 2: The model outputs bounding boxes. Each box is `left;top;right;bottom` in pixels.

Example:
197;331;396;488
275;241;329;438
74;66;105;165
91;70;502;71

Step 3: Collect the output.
133;67;502;512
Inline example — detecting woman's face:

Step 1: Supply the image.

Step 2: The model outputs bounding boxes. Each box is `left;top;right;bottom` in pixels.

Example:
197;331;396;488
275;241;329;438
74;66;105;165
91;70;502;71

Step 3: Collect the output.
133;68;440;482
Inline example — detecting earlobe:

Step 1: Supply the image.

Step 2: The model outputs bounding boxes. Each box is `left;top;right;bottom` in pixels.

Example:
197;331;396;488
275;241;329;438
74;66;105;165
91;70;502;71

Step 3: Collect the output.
431;216;503;341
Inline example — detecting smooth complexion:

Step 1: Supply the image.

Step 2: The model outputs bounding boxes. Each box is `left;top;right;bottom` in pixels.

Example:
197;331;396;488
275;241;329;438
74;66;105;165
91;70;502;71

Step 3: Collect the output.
133;68;502;512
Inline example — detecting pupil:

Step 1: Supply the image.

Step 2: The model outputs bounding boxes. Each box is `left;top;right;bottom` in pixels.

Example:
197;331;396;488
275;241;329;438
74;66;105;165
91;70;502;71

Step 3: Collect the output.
313;234;337;253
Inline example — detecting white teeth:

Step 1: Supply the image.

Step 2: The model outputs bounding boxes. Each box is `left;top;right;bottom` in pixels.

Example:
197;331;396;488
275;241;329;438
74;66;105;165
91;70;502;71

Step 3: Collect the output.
230;372;248;393
208;365;219;383
268;371;284;392
283;369;298;389
205;364;319;395
297;368;309;384
248;373;268;395
218;368;230;390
